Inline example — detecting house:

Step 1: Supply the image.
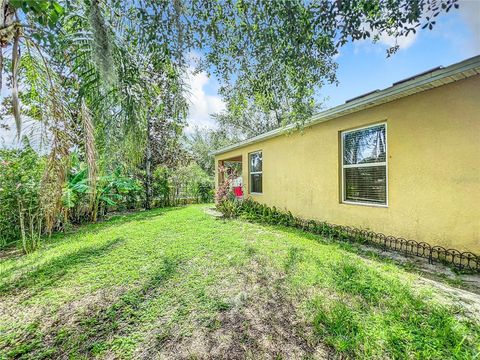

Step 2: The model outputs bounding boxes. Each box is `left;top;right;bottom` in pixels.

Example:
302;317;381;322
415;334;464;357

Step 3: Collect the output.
213;56;480;253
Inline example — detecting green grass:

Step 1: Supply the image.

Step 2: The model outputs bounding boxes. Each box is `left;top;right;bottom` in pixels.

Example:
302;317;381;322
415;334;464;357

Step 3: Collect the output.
0;205;479;359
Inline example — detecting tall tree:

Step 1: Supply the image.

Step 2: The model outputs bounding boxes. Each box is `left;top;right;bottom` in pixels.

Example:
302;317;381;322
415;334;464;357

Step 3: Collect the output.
186;127;236;176
2;0;462;137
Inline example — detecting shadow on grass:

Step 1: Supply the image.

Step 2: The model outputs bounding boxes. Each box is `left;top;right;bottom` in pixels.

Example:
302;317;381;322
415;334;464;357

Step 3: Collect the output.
224;219;480;357
284;246;304;274
4;255;181;359
0;237;125;297
75;256;180;356
239;220;472;287
310;257;480;358
53;206;184;240
0;206;183;278
0;206;183;258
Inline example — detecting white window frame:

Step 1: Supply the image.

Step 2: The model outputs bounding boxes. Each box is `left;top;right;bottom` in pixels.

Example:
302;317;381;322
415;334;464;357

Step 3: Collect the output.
249;150;263;195
341;122;388;208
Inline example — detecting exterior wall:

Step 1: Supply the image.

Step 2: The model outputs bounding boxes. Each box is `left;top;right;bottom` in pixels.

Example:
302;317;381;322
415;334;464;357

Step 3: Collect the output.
215;75;480;253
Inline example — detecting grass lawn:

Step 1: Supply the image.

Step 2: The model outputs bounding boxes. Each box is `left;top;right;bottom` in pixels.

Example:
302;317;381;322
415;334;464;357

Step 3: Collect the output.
1;205;479;359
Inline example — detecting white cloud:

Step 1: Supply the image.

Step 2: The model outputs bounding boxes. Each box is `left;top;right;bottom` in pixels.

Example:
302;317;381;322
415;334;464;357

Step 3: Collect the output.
184;64;225;134
377;30;418;49
458;0;480;53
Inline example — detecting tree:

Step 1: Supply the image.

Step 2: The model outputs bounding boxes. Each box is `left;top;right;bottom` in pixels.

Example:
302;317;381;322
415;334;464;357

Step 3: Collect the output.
212;102;308;140
2;0;462;137
186;127;237;176
1;0;190;214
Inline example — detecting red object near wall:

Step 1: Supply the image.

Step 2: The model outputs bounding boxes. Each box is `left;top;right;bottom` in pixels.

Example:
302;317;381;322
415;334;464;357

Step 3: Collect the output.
233;186;243;197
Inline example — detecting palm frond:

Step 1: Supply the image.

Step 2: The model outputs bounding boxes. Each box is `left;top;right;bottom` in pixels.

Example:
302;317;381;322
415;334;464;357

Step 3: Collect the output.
80;97;98;213
11;26;21;136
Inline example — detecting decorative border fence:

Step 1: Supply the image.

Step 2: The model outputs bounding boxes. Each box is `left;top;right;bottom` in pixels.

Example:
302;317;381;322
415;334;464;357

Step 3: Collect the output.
231;200;480;272
294;219;479;272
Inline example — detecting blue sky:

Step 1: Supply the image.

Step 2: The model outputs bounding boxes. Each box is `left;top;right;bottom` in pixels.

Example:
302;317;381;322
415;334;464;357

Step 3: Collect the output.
186;0;480;130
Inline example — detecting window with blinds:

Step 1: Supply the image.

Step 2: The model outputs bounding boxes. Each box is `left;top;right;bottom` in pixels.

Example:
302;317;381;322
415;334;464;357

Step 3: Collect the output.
249;151;263;194
341;123;387;205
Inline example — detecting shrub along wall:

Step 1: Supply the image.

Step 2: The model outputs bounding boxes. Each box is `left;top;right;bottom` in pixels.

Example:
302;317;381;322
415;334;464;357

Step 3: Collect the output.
217;198;480;272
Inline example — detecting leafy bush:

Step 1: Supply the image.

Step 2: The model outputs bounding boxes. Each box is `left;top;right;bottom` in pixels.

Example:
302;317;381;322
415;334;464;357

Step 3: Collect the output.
63;155;143;223
62;157;91;223
215;165;235;204
152;166;171;206
214;165;243;217
217;198;296;225
0;144;45;251
153;163;214;206
216;196;241;218
194;179;214;203
96;168;143;214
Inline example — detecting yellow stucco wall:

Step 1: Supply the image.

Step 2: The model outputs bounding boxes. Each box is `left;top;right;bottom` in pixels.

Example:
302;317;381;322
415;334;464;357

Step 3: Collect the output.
215;75;480;253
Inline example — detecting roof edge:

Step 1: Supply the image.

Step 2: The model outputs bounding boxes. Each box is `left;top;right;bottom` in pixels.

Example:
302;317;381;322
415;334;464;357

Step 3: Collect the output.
211;55;480;156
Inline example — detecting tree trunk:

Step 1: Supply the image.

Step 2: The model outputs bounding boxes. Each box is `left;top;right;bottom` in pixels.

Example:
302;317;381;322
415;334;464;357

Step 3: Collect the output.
144;114;153;210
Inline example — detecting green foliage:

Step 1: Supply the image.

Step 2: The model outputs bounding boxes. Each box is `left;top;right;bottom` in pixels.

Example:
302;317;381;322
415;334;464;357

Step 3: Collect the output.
63;171;88;209
195;180;214;203
218;198;299;227
152;163;214;206
63;154;143;222
0;145;211;251
0;144;45;251
218;198;349;238
10;0;64;33
216;197;241;218
0;147;145;250
186;127;238;176
152;166;171;206
97;169;143;210
195;0;459;135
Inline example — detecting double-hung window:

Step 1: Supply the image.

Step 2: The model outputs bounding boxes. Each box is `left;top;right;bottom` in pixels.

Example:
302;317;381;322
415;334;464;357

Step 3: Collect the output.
341;123;387;206
249;151;263;194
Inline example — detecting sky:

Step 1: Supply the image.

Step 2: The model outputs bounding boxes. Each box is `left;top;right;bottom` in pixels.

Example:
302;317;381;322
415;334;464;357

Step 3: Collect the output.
185;0;480;132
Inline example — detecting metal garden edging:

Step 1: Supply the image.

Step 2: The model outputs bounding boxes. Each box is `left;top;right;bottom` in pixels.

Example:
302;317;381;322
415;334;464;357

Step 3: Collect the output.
293;218;480;272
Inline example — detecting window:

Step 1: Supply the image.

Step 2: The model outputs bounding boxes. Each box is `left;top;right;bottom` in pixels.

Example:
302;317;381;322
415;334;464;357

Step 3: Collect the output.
249;151;263;194
341;123;387;205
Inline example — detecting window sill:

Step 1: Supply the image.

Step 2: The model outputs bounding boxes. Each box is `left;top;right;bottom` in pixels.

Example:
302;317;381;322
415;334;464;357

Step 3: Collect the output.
342;200;388;208
250;192;263;195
